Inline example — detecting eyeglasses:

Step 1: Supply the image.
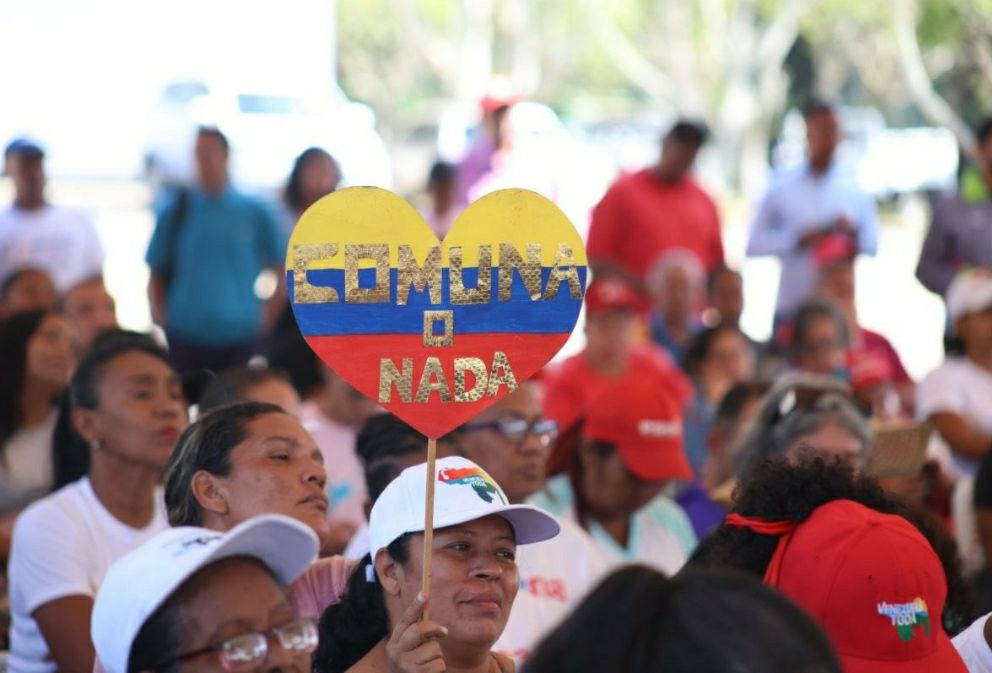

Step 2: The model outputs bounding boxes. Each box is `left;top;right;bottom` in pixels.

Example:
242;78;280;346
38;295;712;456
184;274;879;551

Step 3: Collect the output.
460;418;559;449
769;382;862;429
162;618;318;671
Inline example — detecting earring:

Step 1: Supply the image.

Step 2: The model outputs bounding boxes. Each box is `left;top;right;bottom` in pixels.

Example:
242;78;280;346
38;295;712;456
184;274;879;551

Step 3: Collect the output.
90;439;102;451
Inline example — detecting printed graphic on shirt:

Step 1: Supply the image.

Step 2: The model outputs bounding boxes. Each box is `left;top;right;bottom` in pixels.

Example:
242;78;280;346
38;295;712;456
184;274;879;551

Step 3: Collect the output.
519;575;568;602
439;467;506;504
877;598;931;642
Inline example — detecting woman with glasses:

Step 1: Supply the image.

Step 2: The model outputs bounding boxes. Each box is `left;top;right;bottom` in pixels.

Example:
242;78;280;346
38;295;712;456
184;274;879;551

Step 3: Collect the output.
732;373;871;479
92;514;321;673
535;373;697;577
453;384;609;661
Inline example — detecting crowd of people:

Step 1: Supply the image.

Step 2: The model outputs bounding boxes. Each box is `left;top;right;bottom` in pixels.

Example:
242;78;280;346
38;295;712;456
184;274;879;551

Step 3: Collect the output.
2;93;992;672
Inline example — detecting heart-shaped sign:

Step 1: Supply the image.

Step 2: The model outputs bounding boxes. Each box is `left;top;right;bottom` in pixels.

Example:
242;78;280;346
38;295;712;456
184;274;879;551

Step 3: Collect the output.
286;187;586;438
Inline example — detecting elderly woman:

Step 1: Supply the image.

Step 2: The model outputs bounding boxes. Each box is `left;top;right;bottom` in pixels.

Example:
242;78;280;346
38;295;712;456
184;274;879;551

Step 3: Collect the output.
732;373;871;478
316;456;560;673
646;248;706;363
91;514;320;673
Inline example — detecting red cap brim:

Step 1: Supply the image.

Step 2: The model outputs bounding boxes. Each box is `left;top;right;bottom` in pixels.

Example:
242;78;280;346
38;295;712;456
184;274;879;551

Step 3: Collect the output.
618;439;693;482
840;632;967;673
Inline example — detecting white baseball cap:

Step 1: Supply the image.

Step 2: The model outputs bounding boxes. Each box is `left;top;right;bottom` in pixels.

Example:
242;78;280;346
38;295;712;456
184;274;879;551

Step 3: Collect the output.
369;456;560;559
92;514;319;673
947;268;992;323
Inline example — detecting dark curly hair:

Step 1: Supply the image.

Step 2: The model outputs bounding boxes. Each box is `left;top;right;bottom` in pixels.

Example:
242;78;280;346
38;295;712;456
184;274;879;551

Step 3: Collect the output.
689;457;974;635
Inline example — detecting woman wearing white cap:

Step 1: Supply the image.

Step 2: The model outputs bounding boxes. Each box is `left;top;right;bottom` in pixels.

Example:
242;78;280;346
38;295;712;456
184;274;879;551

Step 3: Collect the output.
918;268;992;478
316;456;560;673
919;269;992;598
91;514;320;673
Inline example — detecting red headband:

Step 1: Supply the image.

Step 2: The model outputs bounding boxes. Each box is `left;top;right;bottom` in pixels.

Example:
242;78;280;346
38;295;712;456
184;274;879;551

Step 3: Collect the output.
724;513;798;536
724;512;799;587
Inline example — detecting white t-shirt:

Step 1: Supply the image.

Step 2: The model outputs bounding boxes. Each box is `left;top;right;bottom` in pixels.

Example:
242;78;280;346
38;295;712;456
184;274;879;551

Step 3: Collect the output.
0;205;104;291
917;357;992;477
953;612;992;673
529;474;696;577
7;477;168;673
0;411;56;514
494;516;609;661
299;401;368;530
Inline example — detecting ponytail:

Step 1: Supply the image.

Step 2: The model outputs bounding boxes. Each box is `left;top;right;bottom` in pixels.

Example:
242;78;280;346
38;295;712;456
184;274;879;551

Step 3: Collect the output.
314;535;411;673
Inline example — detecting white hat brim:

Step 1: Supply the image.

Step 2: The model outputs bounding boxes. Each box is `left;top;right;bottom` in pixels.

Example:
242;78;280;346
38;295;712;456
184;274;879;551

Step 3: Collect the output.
426;503;561;546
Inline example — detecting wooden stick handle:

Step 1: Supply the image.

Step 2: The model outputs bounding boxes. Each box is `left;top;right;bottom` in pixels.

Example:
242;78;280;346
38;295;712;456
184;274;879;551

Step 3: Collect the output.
421;437;438;620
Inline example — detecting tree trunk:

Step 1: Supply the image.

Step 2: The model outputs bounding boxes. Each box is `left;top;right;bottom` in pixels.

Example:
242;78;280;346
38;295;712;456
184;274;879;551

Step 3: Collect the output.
892;0;976;156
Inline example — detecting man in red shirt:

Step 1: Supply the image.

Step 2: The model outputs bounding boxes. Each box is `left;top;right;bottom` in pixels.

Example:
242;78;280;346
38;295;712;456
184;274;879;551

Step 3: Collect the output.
587;120;724;288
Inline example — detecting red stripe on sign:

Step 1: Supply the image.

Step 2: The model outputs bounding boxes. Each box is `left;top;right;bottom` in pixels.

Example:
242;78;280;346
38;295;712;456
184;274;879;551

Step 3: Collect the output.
305;332;571;438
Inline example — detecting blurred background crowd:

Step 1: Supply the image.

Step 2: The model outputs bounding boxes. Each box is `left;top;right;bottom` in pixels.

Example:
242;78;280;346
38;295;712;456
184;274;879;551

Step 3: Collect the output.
5;0;992;671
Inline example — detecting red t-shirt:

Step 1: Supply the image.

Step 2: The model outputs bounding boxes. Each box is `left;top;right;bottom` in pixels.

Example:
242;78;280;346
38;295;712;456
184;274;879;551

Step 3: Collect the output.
541;343;692;430
587;169;725;279
857;328;912;383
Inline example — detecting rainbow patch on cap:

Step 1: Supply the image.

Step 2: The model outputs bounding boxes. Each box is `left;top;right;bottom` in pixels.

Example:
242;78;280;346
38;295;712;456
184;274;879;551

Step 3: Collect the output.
439;467;506;504
877;598;930;642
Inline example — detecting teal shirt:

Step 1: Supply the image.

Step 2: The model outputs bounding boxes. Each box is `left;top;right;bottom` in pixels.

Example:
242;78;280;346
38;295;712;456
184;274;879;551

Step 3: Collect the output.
529;474;697;567
146;186;284;345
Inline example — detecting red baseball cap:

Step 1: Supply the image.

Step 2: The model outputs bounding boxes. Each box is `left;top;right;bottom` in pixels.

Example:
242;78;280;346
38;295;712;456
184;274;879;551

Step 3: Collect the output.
584;277;642;316
480;93;520;113
582;376;692;482
849;350;895;393
813;232;858;269
764;500;966;673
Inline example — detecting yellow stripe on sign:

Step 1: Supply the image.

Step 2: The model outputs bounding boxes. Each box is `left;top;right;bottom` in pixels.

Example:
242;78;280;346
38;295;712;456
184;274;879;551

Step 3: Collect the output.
287;187;438;270
284;186;588;271
442;189;587;267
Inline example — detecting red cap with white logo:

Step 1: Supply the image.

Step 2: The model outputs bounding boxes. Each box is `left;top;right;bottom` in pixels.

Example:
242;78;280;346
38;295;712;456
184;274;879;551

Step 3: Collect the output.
730;499;968;673
582;375;691;481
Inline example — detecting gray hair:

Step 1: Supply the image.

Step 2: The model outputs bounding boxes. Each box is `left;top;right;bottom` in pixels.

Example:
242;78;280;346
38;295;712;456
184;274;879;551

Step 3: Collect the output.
732;373;872;478
645;248;706;298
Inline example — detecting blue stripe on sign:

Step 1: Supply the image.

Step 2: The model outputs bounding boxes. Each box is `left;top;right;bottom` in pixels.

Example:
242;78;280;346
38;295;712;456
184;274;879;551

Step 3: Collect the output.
289;267;586;336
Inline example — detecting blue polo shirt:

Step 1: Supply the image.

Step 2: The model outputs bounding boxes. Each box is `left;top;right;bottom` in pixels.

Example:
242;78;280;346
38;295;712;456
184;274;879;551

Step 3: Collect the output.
146;186;284;346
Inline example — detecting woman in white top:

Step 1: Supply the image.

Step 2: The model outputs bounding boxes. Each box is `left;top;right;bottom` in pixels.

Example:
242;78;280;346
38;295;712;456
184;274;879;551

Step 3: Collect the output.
918;269;992;478
0;308;75;558
7;331;188;673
